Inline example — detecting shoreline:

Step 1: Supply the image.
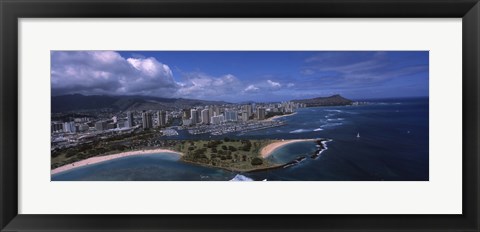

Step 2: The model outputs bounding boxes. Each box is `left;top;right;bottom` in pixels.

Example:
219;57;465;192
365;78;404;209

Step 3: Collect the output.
265;112;297;121
51;148;183;175
260;139;315;158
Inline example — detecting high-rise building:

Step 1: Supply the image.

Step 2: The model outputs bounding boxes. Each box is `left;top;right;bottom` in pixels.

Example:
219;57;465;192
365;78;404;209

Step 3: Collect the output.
211;115;225;124
165;111;170;123
257;107;266;120
241;112;248;121
201;109;210;124
142;112;153;129
106;123;116;130
208;107;214;121
190;109;199;124
63;121;76;133
213;106;220;117
117;120;127;129
183;109;191;119
127;111;134;128
225;110;238;122
243;104;253;118
157;111;166;127
51;122;64;133
95;121;107;131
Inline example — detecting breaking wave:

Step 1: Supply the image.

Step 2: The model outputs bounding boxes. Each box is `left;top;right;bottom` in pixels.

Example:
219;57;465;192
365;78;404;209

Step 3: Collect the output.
289;129;311;133
321;122;344;128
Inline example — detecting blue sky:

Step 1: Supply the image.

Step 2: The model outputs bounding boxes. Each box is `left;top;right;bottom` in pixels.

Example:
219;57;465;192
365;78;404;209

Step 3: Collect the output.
51;51;428;102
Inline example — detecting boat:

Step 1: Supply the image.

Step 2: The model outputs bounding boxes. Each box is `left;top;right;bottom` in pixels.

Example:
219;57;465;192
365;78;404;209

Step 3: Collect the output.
357;132;360;138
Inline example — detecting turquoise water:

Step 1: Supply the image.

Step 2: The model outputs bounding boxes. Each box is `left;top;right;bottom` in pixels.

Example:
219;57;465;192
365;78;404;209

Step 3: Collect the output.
52;153;236;181
52;97;428;181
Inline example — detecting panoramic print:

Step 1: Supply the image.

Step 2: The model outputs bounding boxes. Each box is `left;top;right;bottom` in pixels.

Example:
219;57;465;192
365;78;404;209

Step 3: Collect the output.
51;51;429;181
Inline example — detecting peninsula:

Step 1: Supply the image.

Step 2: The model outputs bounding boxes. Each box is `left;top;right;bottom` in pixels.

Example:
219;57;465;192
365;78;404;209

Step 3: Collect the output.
51;138;330;174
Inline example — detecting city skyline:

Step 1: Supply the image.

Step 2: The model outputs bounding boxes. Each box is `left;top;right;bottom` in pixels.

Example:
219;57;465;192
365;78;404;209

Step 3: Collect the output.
51;51;429;102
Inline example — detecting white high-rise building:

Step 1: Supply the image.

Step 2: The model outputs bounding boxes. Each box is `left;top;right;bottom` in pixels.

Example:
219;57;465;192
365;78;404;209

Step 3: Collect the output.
241;112;249;121
210;115;225;124
63;121;76;133
201;109;210;124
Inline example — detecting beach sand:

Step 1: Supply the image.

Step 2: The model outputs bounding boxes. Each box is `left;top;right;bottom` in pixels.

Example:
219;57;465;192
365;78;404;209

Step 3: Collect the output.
51;148;183;175
260;139;314;158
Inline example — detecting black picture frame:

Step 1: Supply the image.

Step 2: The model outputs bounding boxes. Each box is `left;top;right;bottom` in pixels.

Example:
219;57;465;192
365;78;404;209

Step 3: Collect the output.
1;0;479;231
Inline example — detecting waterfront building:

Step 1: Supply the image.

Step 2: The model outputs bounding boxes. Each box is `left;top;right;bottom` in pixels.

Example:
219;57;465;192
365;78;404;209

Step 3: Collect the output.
51;122;64;133
106;123;116;130
157;111;167;127
201;109;210;124
211;115;225;124
208;107;214;121
225;110;238;122
241;112;249;121
190;109;200;124
213;106;221;117
127;111;134;128
257;107;266;120
95;121;107;131
165;111;170;123
63;121;76;133
142;111;153;129
243;104;253;118
183;109;191;119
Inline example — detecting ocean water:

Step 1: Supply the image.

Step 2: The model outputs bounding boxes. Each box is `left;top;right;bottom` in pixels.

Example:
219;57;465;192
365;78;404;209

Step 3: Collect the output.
52;97;429;181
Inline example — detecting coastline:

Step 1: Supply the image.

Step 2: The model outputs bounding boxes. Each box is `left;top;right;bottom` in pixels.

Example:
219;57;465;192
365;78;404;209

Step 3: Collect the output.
265;112;297;121
51;148;183;175
260;139;314;158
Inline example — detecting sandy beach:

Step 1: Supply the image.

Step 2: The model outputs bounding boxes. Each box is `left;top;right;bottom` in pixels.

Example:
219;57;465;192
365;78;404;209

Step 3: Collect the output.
265;112;297;121
260;139;314;158
51;148;183;175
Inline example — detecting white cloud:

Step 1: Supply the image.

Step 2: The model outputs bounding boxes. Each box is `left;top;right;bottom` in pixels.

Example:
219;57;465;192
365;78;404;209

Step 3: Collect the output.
175;73;241;99
244;85;259;92
267;80;281;88
51;51;177;96
51;51;302;102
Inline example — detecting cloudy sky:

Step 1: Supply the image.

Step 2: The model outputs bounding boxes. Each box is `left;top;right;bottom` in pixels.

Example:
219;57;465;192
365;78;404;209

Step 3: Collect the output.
51;51;428;102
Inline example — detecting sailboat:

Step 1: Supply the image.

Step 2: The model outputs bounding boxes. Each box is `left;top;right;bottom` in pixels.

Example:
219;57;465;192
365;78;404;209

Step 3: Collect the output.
357;132;360;138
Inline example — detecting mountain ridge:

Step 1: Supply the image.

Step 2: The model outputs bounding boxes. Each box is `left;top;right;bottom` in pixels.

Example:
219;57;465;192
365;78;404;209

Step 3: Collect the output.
51;94;354;113
51;94;228;113
292;94;353;107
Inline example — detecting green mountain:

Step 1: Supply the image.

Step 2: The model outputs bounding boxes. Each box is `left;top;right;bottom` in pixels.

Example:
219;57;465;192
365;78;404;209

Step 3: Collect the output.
51;94;228;113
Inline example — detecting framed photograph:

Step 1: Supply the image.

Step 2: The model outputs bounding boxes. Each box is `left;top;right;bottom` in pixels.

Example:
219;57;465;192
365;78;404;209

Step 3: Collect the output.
1;0;479;231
